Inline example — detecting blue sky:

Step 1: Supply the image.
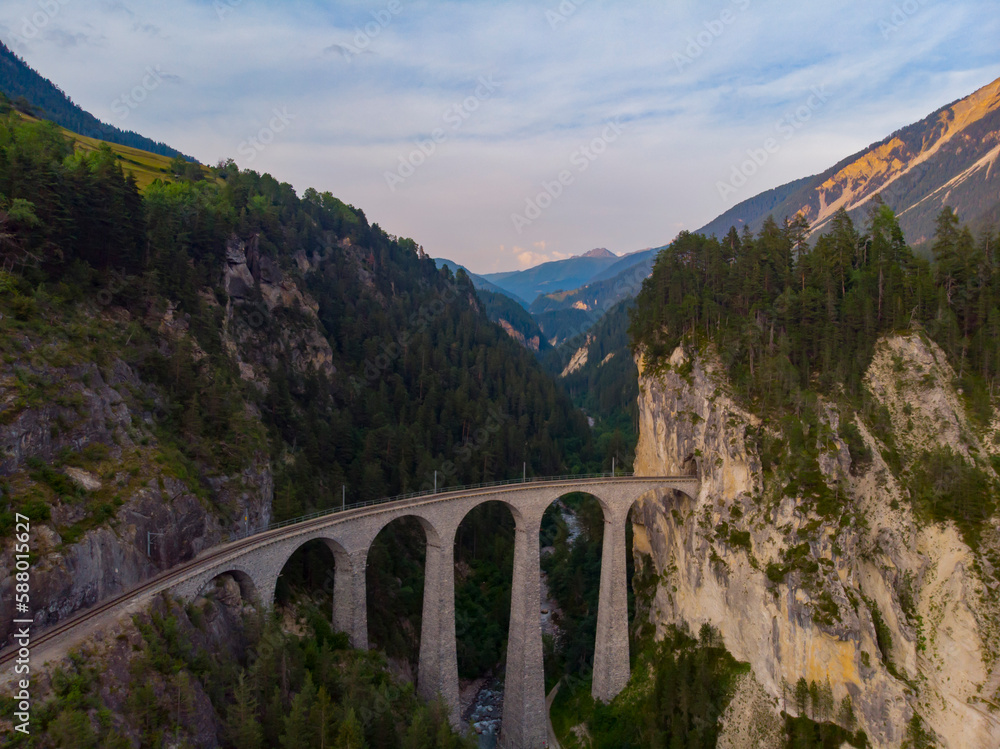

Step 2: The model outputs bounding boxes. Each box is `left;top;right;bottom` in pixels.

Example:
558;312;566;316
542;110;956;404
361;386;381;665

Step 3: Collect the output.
1;0;998;272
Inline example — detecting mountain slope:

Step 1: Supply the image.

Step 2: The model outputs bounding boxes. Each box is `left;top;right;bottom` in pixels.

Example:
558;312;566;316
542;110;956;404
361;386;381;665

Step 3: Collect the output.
529;247;661;316
0;110;598;651
585;247;660;284
541;298;639;466
0;38;192;159
628;190;1000;747
480;249;620;304
696;75;1000;245
696;176;812;238
477;288;549;352
434;257;529;307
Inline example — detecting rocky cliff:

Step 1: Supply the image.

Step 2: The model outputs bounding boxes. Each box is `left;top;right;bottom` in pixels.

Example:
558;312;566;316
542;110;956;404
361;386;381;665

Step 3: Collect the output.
0;231;348;647
632;333;1000;748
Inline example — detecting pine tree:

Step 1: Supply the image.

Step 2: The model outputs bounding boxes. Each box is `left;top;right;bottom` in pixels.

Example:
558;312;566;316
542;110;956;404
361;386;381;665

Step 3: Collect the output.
310;686;337;749
334;708;368;749
281;673;317;748
226;671;263;749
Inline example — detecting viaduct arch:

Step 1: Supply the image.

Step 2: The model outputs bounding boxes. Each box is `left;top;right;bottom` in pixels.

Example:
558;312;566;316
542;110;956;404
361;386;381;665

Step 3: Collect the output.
171;476;699;748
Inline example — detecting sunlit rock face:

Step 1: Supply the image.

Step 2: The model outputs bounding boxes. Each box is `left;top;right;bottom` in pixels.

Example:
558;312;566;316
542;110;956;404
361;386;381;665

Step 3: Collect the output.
632;334;1000;748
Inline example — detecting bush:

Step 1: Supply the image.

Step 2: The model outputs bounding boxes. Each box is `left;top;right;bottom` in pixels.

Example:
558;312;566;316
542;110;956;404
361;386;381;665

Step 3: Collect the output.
766;562;787;584
909;447;997;548
8;293;37;321
841;420;872;473
729;530;752;550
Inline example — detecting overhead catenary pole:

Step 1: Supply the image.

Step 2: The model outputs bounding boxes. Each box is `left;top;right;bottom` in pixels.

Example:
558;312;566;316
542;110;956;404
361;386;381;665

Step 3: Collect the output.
434;470;437;493
342;484;346;510
147;531;165;557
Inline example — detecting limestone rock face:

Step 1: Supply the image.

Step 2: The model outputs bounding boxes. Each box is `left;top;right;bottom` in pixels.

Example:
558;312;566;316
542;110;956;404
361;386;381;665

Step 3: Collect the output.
497;319;541;353
222;234;335;384
0;352;273;649
716;672;784;749
211;573;244;608
632;334;1000;748
559;335;594;378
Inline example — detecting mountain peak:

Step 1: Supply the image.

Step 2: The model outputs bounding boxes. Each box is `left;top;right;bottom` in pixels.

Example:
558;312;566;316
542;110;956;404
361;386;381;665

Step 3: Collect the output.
580;248;616;258
696;74;1000;247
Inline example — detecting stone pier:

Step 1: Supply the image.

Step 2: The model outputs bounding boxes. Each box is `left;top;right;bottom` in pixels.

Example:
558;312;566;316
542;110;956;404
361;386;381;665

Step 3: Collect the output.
167;477;699;748
592;505;632;702
500;507;548;747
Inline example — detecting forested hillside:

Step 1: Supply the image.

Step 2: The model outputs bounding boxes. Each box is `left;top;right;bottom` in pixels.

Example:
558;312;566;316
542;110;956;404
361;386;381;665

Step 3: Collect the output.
632;204;1000;541
0;113;597;527
542;300;639;470
619;203;1000;746
0;41;190;159
0;111;599;745
476;288;548;352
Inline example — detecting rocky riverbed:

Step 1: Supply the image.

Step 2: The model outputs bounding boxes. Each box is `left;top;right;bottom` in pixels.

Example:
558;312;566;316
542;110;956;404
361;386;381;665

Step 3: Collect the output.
462;501;577;746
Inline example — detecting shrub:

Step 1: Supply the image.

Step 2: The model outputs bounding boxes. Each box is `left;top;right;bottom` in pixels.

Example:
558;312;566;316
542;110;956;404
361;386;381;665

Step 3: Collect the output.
729;530;752;550
842;420;872;473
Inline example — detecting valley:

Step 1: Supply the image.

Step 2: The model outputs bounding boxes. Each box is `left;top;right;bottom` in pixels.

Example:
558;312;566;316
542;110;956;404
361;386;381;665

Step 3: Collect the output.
0;10;1000;749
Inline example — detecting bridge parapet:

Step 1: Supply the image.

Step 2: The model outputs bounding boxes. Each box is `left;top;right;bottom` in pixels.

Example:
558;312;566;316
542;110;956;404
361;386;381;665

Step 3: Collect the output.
163;475;698;747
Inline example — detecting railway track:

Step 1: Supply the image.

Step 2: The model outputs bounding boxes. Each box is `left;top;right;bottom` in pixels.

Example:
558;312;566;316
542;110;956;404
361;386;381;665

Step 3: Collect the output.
0;530;259;667
1;474;692;668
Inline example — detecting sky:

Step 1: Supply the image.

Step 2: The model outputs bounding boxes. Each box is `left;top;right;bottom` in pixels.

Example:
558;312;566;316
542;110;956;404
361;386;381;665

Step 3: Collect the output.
1;0;998;274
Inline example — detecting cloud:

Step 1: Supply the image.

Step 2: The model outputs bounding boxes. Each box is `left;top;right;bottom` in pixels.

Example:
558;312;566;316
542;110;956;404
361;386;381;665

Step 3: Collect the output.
511;242;572;268
46;29;102;48
0;0;996;270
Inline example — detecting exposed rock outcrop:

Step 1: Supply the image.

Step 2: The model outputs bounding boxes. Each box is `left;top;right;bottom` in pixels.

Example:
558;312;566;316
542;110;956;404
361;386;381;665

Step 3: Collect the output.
559;335;594;378
223;234;336;386
633;333;1000;748
498;319;541;352
0;351;272;647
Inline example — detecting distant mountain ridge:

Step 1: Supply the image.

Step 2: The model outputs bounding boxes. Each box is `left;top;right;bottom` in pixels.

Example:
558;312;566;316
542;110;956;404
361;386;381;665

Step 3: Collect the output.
434;258;529;307
579;247;616;258
445;77;1000;360
528;247;663;316
479;249;620;305
0;38;193;159
696;74;1000;245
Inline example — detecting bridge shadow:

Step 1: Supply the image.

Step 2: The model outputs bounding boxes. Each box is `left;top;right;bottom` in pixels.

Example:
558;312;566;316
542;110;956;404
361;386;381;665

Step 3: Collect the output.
198;568;260;607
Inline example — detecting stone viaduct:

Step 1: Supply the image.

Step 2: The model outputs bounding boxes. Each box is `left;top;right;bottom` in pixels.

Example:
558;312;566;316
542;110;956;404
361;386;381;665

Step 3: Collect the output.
169;476;699;748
